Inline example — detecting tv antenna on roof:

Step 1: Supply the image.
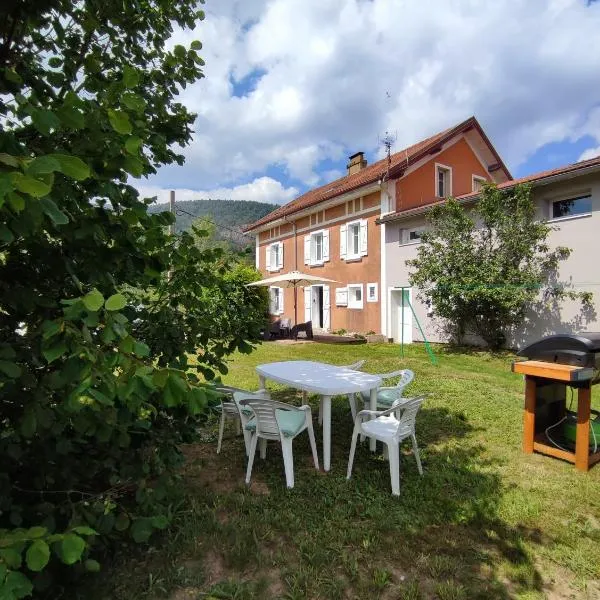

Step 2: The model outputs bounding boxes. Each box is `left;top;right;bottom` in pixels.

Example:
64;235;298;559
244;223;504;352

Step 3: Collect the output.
378;129;397;182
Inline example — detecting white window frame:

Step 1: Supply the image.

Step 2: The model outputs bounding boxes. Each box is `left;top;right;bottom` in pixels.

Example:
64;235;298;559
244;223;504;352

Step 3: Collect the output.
313;231;323;263
347;221;361;259
548;193;593;222
342;219;367;260
347;284;363;310
472;175;487;192
267;241;283;272
367;283;378;303
435;163;452;198
399;227;426;246
305;229;329;266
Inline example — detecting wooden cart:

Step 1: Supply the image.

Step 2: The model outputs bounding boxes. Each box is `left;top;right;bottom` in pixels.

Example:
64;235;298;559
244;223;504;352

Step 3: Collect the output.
512;360;600;471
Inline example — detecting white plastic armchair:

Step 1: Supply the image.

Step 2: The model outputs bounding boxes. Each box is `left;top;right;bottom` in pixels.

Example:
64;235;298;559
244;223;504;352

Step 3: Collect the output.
347;395;427;496
214;385;269;455
350;369;415;419
236;393;320;489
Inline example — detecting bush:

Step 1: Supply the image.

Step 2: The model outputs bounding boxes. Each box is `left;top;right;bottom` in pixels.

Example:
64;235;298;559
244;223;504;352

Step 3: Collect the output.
0;1;266;596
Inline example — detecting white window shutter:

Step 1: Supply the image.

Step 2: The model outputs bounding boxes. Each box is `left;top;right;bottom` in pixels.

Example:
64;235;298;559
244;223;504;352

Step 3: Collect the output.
340;224;347;259
279;287;284;314
266;244;271;271
269;287;276;314
304;235;311;265
360;220;368;256
323;286;330;329
322;229;330;262
304;287;312;322
278;242;284;269
335;287;348;306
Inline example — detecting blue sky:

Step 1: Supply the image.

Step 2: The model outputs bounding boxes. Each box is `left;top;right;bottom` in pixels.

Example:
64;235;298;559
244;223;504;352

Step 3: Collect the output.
136;0;600;205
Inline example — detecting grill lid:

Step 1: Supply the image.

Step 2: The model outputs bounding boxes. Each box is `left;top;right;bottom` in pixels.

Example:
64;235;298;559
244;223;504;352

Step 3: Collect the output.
518;333;600;357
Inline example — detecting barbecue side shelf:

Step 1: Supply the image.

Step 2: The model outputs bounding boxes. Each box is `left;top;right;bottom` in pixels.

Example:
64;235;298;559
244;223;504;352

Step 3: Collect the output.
512;360;600;472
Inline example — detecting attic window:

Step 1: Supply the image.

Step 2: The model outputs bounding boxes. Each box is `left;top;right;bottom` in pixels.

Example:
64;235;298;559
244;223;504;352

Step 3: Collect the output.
436;164;452;198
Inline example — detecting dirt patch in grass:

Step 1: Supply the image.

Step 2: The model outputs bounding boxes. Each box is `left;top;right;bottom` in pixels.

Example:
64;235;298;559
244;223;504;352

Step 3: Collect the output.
180;440;270;495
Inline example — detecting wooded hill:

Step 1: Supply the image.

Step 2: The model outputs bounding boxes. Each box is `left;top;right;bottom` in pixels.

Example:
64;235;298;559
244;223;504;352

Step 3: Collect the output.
148;199;278;249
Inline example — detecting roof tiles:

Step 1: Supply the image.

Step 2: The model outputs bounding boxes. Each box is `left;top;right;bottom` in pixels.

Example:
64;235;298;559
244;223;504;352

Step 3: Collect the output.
244;116;496;231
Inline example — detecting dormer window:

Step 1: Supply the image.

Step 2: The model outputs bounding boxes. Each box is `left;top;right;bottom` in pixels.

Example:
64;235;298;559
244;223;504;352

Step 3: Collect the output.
436;164;452;198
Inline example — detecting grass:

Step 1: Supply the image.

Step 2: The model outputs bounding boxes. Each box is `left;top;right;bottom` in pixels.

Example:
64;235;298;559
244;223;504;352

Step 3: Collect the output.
85;342;600;599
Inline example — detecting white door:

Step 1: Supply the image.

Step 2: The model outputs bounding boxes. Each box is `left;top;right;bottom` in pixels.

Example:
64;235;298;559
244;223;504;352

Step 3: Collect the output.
323;285;330;330
304;287;312;323
390;288;412;343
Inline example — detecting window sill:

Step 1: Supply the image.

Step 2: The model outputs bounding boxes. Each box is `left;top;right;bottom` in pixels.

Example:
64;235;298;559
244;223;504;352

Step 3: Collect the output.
367;299;378;303
547;213;592;224
347;306;364;310
398;241;421;247
308;262;325;268
345;256;363;263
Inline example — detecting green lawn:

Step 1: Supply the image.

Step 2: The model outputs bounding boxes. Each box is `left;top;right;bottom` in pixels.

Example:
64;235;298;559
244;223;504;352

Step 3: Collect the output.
92;342;600;600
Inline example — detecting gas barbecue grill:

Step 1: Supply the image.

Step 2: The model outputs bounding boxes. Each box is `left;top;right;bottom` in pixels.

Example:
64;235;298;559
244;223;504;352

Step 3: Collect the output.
518;333;600;382
512;333;600;471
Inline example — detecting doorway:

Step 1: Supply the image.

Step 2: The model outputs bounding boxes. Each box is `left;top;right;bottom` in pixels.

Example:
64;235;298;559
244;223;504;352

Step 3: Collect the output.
389;288;412;343
312;285;324;329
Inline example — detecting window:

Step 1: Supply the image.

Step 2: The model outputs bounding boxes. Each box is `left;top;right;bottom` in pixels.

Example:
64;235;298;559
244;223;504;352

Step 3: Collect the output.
436;164;452;197
551;194;592;219
399;227;426;245
313;232;323;263
341;219;367;260
305;230;329;266
269;286;283;314
266;241;283;272
348;222;360;256
347;284;363;309
367;283;378;303
472;176;486;192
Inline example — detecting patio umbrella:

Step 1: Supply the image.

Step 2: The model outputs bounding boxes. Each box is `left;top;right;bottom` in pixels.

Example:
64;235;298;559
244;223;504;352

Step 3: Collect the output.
247;270;339;329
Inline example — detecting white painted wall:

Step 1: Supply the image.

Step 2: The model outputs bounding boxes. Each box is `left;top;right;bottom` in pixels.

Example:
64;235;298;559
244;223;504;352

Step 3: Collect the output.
384;172;600;348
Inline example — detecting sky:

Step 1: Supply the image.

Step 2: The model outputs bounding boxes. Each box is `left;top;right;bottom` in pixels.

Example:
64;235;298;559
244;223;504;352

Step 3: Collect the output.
134;0;600;206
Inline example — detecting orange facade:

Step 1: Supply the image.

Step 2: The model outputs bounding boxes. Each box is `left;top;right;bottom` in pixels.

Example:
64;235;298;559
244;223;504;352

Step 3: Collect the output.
254;134;498;334
258;191;382;333
395;138;490;212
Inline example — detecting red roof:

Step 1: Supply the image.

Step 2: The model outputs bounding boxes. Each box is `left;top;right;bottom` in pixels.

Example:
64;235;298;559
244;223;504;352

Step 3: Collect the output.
244;116;510;232
377;154;600;224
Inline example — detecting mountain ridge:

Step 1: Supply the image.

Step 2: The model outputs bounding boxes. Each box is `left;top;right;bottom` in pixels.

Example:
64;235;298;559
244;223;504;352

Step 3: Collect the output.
148;198;278;248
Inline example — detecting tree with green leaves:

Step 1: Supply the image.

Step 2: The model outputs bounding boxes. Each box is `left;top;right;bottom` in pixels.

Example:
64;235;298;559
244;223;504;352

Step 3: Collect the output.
0;2;266;597
408;184;592;349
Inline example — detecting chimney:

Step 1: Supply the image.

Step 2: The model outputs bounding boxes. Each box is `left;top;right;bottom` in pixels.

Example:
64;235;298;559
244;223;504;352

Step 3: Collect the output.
347;151;367;176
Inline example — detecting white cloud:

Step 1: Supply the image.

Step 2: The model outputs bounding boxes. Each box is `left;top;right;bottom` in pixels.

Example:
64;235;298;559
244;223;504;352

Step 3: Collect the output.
134;176;298;205
142;0;600;198
579;146;600;161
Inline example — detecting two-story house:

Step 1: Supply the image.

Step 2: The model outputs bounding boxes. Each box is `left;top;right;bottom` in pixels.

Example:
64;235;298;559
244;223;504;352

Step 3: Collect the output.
244;116;512;334
379;155;600;347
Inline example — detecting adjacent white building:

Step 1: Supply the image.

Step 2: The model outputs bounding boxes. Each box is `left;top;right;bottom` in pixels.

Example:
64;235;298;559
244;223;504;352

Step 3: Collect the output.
378;157;600;349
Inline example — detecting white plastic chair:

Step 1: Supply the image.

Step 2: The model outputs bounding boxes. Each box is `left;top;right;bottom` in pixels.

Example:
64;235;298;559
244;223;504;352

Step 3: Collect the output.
314;360;366;425
347;395;427;496
214;385;269;455
236;393;319;489
349;369;415;420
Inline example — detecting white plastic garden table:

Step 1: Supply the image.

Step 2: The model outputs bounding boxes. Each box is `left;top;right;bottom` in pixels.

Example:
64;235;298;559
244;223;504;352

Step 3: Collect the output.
256;361;382;471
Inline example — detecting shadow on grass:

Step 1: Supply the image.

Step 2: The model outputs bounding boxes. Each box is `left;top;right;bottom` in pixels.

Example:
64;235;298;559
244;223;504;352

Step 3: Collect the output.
81;398;546;600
